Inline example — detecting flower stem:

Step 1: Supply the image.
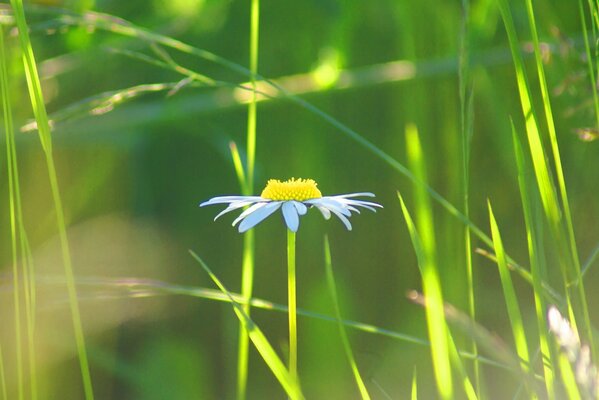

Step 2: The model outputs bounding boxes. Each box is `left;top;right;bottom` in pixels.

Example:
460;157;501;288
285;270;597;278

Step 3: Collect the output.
287;229;297;380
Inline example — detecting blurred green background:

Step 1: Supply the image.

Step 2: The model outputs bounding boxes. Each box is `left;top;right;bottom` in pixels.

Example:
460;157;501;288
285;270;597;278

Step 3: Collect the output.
1;0;599;398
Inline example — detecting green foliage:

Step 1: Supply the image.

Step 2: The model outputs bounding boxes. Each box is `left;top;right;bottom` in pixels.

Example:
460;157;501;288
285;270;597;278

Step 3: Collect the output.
2;0;599;398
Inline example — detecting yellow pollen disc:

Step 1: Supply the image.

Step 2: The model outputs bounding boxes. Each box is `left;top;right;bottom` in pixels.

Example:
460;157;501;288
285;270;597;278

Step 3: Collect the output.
260;178;322;201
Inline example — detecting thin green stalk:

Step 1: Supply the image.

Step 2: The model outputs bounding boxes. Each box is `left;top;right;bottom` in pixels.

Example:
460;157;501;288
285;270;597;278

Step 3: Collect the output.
8;1;94;397
287;229;297;381
458;0;478;393
323;237;371;400
237;1;259;397
1;25;24;400
246;0;259;192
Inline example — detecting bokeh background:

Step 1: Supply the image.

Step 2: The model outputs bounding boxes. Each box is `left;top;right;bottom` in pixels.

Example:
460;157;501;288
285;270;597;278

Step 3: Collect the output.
1;0;599;398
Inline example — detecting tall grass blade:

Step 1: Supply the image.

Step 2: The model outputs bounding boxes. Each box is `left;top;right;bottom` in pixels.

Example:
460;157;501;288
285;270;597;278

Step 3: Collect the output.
0;25;24;400
323;236;371;400
487;202;534;395
398;133;453;399
497;0;594;357
7;1;94;397
459;0;479;393
237;2;259;397
512;126;556;398
189;250;304;400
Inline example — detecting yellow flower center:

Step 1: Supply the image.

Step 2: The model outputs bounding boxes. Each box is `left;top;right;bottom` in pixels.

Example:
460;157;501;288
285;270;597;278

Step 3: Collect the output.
260;178;322;201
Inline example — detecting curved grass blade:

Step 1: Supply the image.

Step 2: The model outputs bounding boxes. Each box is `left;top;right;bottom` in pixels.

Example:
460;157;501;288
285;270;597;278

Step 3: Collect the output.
323;236;371;400
189;250;304;400
487;201;535;396
399;191;453;399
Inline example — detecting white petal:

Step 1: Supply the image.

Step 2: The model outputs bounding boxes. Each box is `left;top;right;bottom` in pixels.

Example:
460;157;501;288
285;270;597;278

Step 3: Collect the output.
316;206;331;220
306;198;351;216
232;203;268;226
293;201;308;215
337;199;382;212
330;209;353;230
335;192;375;198
214;201;258;221
238;202;282;232
200;196;264;206
282;202;300;232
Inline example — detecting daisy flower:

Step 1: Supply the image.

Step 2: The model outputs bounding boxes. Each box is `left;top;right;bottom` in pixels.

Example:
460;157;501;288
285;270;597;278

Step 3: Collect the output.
199;178;382;232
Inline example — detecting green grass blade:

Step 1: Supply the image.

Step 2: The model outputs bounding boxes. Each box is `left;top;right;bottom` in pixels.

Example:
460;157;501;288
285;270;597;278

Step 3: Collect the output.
398;190;452;400
237;2;259;397
497;0;594;357
512;125;556;398
189;250;304;400
0;24;24;400
448;334;477;400
459;0;479;392
411;368;417;400
7;1;94;398
323;236;371;400
487;201;533;393
403;124;452;399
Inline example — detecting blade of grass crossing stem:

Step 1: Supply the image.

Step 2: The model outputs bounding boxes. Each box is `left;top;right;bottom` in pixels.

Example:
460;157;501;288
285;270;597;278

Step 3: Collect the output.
237;2;259;397
497;0;594;358
458;0;479;393
8;1;94;398
487;202;534;395
512;127;556;398
189;250;304;399
0;27;24;400
323;237;371;400
398;122;453;400
2;26;39;400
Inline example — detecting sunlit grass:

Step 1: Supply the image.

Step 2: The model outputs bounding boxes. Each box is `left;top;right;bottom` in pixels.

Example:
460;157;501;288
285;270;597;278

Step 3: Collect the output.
6;0;94;398
1;1;598;398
